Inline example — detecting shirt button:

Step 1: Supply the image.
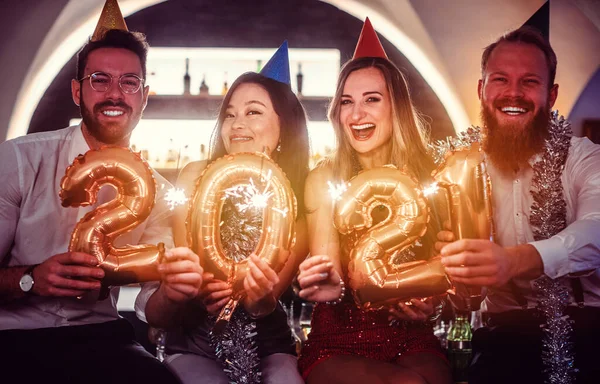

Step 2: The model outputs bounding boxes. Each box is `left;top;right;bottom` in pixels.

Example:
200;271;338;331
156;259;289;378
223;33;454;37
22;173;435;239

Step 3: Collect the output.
514;179;520;184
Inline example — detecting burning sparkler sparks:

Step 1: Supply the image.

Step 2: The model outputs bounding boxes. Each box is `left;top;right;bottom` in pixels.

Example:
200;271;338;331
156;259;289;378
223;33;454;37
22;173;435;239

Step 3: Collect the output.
422;182;440;197
224;177;274;213
164;187;189;210
328;181;348;202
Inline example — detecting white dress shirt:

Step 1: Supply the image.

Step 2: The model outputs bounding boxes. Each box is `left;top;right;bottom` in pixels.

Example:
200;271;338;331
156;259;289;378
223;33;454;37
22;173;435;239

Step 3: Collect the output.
483;136;600;313
0;125;173;330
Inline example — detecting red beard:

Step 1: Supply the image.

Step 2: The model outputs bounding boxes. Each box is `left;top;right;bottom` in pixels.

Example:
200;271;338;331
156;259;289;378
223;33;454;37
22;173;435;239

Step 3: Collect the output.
481;98;550;177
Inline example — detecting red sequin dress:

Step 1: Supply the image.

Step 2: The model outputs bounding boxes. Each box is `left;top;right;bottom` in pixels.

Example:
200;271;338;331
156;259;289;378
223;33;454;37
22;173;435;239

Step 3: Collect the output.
297;226;445;379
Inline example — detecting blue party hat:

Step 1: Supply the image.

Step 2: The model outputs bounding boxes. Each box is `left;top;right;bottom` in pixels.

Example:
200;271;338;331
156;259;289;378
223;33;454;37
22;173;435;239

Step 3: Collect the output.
260;41;291;85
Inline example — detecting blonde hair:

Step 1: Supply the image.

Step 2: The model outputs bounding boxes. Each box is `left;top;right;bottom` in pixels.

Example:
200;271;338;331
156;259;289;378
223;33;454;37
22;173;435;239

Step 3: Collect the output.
327;57;440;257
328;57;434;183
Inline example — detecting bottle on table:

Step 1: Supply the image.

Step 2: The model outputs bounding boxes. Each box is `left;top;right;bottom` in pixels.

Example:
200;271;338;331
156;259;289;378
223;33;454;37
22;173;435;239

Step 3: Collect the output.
447;310;472;384
183;58;191;96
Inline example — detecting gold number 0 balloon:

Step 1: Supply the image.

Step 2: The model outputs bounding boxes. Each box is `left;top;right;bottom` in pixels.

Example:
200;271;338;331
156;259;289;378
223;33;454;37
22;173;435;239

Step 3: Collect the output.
334;165;451;309
60;147;164;286
187;152;297;332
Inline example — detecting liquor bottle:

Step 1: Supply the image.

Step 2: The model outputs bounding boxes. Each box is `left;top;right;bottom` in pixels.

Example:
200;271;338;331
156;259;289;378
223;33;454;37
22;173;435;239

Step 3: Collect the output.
296;63;304;96
447;311;472;384
199;74;209;96
221;72;229;95
180;144;190;168
183;58;191;96
165;139;177;168
256;59;262;72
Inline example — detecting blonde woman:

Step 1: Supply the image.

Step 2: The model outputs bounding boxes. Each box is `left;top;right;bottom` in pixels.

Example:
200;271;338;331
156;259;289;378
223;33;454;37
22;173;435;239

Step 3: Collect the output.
296;19;451;384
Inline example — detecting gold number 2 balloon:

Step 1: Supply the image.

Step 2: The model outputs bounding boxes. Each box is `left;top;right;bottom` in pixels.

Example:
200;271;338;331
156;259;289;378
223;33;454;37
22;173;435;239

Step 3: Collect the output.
334;165;451;309
60;147;164;286
187;152;297;333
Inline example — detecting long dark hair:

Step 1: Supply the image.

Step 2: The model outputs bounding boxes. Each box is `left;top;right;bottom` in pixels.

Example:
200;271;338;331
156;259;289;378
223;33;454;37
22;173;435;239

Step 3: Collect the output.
209;72;310;215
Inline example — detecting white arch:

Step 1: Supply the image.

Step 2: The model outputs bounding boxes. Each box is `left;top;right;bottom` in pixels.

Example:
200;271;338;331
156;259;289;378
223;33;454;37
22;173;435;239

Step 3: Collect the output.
6;0;165;140
7;0;469;140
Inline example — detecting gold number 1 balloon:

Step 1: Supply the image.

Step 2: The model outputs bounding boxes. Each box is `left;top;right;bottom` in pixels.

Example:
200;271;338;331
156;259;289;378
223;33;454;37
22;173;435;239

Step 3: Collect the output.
60;147;164;286
432;142;495;310
187;152;297;333
334;165;451;309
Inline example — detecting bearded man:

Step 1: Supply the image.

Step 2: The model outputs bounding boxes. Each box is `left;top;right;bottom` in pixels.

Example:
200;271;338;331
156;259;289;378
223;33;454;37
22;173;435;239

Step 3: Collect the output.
437;27;600;384
0;26;192;384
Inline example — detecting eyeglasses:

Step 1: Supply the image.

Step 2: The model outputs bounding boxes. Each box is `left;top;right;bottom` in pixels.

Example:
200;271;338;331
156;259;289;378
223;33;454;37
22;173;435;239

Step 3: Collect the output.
78;71;144;94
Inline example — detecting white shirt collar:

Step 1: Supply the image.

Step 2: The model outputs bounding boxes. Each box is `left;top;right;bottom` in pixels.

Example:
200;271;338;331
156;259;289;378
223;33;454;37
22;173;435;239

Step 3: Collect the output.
67;123;91;163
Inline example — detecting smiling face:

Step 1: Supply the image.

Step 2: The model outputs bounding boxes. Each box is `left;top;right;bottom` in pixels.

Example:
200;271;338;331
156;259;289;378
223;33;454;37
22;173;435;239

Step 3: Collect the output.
71;47;149;148
220;82;281;155
479;41;557;129
479;41;558;174
339;67;393;155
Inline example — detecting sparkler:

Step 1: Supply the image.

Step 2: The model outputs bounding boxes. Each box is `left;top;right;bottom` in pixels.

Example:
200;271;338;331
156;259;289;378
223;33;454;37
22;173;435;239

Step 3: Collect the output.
422;182;439;197
164;187;188;211
327;181;348;202
224;171;275;213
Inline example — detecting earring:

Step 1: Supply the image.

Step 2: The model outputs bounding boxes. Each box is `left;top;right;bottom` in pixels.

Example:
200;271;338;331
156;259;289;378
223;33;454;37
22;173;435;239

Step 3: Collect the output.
276;142;281;152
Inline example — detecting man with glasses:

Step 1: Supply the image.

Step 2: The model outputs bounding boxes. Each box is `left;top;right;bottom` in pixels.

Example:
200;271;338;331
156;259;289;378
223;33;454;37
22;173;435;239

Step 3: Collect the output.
0;28;183;383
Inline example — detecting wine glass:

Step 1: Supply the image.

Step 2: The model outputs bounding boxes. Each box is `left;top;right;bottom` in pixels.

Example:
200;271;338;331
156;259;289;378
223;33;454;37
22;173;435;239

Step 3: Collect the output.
299;302;314;341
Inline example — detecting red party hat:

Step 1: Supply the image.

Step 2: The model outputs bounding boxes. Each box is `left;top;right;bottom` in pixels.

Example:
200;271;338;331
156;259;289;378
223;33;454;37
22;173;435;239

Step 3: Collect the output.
352;17;388;59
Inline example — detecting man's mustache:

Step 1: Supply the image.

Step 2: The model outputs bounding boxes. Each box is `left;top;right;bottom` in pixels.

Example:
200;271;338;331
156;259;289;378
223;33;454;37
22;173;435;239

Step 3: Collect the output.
93;100;132;114
493;97;534;111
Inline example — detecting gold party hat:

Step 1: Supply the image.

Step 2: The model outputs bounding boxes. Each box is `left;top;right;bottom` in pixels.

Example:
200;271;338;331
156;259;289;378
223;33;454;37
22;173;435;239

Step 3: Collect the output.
91;0;128;41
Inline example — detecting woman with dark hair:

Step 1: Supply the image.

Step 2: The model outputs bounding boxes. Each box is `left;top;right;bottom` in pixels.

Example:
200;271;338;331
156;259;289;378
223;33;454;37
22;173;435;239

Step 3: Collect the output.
137;43;309;384
295;19;451;384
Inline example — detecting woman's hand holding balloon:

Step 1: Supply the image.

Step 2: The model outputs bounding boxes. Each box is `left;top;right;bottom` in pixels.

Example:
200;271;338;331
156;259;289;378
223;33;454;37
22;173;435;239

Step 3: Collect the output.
387;297;436;322
297;255;344;303
242;254;280;318
157;247;205;304
201;278;233;315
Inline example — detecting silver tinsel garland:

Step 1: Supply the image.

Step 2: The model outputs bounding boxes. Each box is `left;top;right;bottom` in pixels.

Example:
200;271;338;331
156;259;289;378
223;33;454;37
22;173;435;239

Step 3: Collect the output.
428;126;482;166
211;310;261;384
211;196;263;384
430;112;576;383
530;111;576;384
390;240;421;265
